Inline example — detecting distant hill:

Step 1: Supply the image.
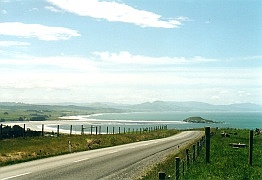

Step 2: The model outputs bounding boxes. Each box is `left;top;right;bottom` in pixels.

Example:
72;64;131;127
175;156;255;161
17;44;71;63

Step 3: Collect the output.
1;101;261;113
127;101;262;112
0;102;121;114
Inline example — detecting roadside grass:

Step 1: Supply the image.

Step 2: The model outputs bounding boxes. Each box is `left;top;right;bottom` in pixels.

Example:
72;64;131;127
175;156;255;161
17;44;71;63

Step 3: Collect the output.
141;128;262;179
0;129;179;167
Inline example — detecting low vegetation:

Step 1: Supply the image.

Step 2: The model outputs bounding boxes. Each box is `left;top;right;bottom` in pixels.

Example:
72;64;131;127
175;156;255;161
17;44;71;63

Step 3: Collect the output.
0;129;179;167
0;102;121;122
1;126;261;179
141;128;262;179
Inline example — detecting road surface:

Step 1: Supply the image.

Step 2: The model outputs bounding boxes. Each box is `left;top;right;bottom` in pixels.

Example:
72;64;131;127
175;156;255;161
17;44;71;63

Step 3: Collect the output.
0;131;203;180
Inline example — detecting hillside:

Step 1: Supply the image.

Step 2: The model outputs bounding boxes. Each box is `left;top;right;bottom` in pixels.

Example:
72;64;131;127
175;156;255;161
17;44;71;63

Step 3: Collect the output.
1;101;261;121
127;101;262;112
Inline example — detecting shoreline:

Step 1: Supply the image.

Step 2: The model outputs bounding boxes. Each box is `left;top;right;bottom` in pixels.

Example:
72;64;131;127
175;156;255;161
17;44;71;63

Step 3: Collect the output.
1;112;261;132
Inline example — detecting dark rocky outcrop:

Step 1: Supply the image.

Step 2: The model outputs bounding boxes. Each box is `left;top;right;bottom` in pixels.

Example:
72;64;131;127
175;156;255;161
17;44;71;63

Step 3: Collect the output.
183;116;218;123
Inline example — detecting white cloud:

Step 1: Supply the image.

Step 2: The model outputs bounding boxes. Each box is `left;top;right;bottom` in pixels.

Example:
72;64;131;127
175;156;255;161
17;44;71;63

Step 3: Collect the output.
0;22;80;41
0;41;30;47
30;8;39;12
229;55;262;61
45;6;63;13
0;52;261;104
1;68;261;104
0;56;98;72
93;51;217;65
1;9;7;15
1;54;260;88
47;0;187;28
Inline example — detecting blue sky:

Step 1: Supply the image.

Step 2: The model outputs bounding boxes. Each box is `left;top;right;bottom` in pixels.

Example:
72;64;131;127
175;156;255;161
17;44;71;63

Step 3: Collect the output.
0;0;261;105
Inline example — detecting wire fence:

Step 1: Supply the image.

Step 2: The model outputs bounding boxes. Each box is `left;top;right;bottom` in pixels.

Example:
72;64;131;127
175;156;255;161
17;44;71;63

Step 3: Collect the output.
0;123;168;139
158;128;255;180
159;129;209;180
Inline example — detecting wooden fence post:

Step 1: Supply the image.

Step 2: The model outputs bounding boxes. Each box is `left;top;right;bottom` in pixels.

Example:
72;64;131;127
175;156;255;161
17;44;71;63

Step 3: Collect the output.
159;172;166;180
42;124;44;136
107;126;109;134
113;127;115;134
81;125;84;135
205;127;210;163
186;149;190;167
192;145;196;162
175;157;180;180
68;141;72;152
70;125;72;135
0;124;2;139
23;124;25;138
119;127;121;134
197;141;200;156
57;125;59;137
22;124;25;138
96;126;98;135
201;136;205;149
249;130;254;166
182;161;184;176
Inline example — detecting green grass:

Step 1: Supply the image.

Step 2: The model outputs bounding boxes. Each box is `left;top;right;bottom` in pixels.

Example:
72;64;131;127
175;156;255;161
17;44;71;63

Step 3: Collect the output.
0;103;122;121
141;128;262;179
0;129;179;166
2;128;261;179
0;109;89;121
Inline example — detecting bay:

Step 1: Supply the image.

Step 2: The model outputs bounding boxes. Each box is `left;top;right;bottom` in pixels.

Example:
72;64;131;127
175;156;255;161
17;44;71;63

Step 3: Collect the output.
3;111;261;134
87;111;262;130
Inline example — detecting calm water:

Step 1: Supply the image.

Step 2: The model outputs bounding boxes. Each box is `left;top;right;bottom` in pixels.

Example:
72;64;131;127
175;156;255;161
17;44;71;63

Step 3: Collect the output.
86;111;262;130
4;111;262;134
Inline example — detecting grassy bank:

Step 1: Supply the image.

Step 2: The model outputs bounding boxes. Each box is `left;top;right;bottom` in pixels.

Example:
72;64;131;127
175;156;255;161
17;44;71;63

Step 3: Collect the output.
0;129;178;167
141;128;262;179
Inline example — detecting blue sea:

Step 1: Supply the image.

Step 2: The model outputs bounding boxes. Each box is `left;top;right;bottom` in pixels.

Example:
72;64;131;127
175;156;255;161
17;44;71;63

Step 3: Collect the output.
79;111;262;132
4;111;262;134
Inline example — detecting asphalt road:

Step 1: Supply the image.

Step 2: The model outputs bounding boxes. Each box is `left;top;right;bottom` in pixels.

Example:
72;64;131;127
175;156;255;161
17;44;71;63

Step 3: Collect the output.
0;131;203;180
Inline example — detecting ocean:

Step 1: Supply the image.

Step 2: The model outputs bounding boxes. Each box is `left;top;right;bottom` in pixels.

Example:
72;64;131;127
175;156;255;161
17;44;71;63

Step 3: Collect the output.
3;111;262;134
86;111;262;130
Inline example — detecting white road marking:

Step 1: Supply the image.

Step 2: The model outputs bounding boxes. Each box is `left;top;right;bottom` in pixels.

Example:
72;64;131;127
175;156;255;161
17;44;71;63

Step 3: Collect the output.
2;172;31;180
73;158;90;163
108;150;118;154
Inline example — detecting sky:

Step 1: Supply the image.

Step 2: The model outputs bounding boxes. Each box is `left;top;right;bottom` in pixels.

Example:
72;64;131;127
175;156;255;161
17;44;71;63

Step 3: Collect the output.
0;0;261;105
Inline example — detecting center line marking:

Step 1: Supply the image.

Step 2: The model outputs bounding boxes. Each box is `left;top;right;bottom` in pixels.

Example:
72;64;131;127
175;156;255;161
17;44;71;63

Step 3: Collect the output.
108;150;118;154
73;158;90;163
2;172;31;180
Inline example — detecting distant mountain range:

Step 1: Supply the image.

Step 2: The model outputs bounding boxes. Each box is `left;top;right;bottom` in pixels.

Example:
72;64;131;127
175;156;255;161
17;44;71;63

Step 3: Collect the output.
1;101;261;112
127;101;262;112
